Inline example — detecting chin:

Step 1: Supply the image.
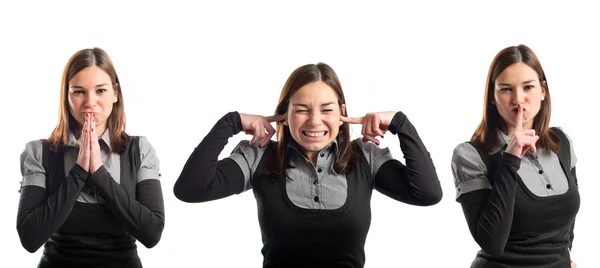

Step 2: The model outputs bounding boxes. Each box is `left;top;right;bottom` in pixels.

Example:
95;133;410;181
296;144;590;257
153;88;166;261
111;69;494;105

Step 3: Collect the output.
300;143;327;152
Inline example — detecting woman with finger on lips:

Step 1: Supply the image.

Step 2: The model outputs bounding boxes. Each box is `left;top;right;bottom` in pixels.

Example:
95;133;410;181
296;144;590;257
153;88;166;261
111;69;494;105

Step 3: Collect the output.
451;44;579;268
17;48;165;268
174;62;443;267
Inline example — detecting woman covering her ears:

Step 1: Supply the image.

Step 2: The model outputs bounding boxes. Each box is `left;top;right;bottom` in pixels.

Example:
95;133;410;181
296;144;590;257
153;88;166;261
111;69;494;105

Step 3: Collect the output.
17;48;165;268
173;62;442;268
451;44;579;268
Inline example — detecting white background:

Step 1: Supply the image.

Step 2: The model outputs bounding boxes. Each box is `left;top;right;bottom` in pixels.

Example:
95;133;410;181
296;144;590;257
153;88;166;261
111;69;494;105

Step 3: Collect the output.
1;1;598;267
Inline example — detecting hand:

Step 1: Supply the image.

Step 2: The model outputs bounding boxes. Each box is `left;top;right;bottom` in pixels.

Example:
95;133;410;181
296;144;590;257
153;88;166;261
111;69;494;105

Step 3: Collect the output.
239;113;286;148
76;113;91;172
341;111;396;146
505;105;539;158
89;113;103;174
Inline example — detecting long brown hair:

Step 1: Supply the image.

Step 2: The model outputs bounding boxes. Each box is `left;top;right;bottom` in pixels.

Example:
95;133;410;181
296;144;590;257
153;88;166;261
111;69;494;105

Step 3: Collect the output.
48;47;130;153
471;44;559;153
268;63;358;178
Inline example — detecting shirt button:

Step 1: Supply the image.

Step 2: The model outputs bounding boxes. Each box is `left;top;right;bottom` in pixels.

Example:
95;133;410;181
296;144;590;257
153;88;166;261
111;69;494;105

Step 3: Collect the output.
320;153;325;157
317;168;323;173
314;196;320;202
313;180;318;185
546;184;552;189
539;170;543;174
90;191;96;197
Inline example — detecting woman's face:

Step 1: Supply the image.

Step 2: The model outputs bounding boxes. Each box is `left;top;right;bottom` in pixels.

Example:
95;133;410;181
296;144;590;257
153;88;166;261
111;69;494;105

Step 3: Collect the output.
493;62;546;130
287;81;345;157
67;66;117;133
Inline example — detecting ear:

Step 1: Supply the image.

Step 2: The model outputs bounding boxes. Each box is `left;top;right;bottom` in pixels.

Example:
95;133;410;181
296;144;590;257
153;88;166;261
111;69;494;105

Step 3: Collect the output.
113;89;118;103
541;80;547;99
341;103;346;116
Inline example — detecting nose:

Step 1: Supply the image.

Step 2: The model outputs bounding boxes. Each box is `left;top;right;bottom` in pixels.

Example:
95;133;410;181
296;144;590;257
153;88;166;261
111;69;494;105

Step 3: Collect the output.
512;88;525;105
308;112;322;126
84;92;97;107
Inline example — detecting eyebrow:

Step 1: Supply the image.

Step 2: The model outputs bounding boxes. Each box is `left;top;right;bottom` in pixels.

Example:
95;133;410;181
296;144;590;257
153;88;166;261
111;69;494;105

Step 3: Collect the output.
292;102;336;108
496;80;537;87
70;83;109;89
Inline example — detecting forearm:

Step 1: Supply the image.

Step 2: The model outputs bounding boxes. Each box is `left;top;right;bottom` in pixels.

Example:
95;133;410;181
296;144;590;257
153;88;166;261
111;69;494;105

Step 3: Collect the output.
173;111;246;202
16;165;88;253
377;111;442;205
88;166;165;248
458;153;521;256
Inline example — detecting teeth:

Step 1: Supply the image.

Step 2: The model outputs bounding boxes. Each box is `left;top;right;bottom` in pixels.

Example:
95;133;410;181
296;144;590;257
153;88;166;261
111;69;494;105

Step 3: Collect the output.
304;131;326;137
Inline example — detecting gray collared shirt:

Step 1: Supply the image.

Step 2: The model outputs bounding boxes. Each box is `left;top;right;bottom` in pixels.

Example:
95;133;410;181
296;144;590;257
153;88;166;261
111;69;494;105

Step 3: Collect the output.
228;139;393;209
451;128;576;199
20;131;161;204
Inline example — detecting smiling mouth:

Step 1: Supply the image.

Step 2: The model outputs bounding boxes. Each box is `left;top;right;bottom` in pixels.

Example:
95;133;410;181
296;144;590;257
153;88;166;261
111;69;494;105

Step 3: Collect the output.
302;131;327;137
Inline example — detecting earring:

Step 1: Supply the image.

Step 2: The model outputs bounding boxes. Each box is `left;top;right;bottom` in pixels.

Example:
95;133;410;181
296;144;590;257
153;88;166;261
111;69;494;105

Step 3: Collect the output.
541;96;545;101
113;97;118;103
339;121;343;126
491;100;496;105
283;120;288;126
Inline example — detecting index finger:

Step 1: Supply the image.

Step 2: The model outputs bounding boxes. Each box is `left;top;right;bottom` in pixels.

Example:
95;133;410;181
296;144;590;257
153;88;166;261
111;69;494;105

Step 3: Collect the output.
515;104;523;130
341;116;363;124
265;114;286;123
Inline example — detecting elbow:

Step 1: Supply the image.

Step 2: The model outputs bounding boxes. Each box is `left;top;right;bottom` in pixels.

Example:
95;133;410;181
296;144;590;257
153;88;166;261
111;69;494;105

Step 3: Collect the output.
173;180;214;203
173;181;199;203
421;190;443;206
141;236;161;249
173;185;204;203
481;244;505;257
17;228;41;253
140;226;164;249
22;243;40;254
413;185;443;206
478;239;505;257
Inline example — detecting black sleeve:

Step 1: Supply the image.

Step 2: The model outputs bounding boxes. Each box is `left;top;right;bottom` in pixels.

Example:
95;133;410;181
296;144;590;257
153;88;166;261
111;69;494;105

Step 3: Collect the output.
87;166;165;248
569;166;577;250
373;111;443;206
16;164;89;253
173;111;247;203
456;153;521;257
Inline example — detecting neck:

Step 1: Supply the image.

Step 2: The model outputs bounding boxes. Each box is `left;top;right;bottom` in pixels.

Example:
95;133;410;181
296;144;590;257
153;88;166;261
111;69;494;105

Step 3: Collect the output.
305;151;318;165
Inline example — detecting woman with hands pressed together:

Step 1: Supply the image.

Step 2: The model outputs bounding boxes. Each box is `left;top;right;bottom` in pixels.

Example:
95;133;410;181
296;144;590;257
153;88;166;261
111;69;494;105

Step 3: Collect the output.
173;62;442;267
451;45;579;268
17;48;165;268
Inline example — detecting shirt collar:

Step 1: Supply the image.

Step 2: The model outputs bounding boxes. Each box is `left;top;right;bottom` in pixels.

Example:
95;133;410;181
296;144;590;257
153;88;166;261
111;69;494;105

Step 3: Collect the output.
67;129;111;150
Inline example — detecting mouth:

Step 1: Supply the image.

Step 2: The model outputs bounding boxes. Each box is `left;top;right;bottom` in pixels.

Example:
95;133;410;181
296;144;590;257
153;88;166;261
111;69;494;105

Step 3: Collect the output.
302;131;328;138
511;106;527;114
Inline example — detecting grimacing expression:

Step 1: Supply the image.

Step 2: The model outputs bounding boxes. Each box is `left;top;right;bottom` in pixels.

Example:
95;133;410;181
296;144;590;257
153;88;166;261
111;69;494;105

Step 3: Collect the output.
287;81;345;157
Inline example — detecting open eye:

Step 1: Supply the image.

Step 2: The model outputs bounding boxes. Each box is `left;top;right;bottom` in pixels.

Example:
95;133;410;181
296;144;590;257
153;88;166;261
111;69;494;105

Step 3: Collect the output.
499;87;512;92
96;88;107;94
524;85;534;90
